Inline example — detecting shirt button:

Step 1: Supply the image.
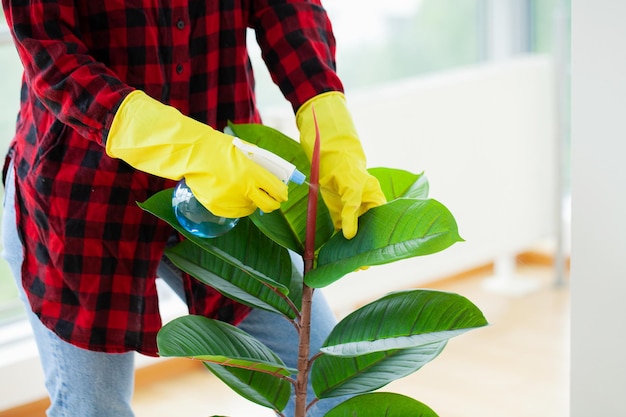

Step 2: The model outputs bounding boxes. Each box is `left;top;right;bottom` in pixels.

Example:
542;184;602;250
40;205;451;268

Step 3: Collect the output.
176;64;183;74
176;19;185;30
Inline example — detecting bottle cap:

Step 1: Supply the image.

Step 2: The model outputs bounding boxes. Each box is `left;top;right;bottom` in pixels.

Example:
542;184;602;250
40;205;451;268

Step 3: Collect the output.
289;169;306;185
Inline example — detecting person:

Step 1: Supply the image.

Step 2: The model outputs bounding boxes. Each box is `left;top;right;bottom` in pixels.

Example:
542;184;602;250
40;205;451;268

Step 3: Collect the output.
1;1;386;416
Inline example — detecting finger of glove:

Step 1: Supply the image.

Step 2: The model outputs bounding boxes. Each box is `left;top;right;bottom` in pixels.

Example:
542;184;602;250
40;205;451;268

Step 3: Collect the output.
343;177;387;239
193;143;288;217
321;172;386;239
361;175;387;210
246;164;288;214
249;187;284;214
185;170;286;218
319;188;344;231
320;182;368;239
231;145;289;204
188;183;284;218
184;174;256;218
341;211;359;239
338;185;364;240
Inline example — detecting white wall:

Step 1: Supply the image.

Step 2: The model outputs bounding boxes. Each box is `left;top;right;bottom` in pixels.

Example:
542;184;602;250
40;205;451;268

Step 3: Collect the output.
570;2;626;415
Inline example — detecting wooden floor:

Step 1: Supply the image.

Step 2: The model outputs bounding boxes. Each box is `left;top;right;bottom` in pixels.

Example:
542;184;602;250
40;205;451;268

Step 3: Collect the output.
131;261;570;417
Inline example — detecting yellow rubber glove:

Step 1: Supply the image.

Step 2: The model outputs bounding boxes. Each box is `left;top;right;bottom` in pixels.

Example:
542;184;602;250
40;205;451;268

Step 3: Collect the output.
296;91;386;239
106;90;287;218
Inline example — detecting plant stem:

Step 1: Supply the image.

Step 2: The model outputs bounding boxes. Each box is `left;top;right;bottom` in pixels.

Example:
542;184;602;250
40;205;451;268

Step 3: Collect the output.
294;105;321;417
303;105;320;273
294;284;313;417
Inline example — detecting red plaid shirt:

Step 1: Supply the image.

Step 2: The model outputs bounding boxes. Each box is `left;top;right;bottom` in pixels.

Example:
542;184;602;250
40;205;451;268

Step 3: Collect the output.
2;0;342;355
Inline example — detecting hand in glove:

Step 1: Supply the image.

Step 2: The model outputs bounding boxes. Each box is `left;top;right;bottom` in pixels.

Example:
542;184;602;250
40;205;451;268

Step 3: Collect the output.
296;92;386;239
106;90;287;218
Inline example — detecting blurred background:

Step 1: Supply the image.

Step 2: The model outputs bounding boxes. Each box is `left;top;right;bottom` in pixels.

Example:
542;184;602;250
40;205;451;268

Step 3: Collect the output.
253;0;570;314
0;1;572;416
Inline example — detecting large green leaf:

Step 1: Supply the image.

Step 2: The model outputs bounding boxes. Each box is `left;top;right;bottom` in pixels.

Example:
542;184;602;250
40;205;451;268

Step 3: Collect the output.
139;189;291;293
158;315;297;374
370;167;429;200
311;342;446;398
320;290;488;357
157;315;294;411
305;198;463;288
228;122;334;253
324;392;439;417
165;240;299;318
205;363;292;412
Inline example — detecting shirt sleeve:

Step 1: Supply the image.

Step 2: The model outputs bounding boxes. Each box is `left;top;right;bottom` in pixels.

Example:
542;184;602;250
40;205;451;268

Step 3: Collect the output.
3;0;133;145
249;0;344;112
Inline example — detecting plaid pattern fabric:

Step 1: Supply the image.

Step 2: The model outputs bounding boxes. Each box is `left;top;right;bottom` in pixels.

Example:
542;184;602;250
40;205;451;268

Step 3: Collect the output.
2;0;342;355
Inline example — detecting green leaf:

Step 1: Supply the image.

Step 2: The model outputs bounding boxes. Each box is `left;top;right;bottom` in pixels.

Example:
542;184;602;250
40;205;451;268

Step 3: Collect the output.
228;122;335;253
369;167;429;200
324;392;439;417
305;198;463;288
205;363;292;412
321;290;488;357
138;189;290;293
158;315;296;374
165;240;298;318
157;315;294;411
311;342;446;398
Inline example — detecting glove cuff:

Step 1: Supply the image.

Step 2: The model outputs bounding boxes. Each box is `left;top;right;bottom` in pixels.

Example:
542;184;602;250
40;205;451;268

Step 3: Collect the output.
296;91;360;159
107;90;156;159
106;90;222;181
295;91;347;123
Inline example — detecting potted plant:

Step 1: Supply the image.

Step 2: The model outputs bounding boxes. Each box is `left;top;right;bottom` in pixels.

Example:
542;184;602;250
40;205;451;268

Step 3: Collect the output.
139;121;488;417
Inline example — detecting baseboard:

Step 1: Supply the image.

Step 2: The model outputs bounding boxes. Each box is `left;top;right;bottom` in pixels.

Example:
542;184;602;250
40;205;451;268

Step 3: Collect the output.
517;249;571;270
0;358;202;417
0;398;49;417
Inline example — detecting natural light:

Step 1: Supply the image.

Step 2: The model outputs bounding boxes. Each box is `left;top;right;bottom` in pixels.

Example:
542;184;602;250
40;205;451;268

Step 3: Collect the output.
0;1;567;415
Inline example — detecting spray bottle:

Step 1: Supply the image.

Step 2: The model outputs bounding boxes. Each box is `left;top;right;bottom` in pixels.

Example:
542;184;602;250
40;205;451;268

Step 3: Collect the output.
172;138;306;238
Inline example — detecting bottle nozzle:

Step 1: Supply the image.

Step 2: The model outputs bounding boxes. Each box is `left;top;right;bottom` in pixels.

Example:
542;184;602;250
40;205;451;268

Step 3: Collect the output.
289;168;306;185
232;138;305;185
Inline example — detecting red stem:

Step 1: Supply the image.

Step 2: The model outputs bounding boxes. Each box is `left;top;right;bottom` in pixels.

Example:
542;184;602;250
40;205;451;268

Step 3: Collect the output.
304;107;320;272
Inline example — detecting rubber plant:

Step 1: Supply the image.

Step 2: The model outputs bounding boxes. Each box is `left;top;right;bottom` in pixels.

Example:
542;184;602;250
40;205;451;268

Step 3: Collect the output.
138;115;488;417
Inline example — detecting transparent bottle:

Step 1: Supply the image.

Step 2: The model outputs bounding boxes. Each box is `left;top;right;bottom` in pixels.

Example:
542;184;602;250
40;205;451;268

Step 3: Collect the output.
172;138;305;238
172;179;240;238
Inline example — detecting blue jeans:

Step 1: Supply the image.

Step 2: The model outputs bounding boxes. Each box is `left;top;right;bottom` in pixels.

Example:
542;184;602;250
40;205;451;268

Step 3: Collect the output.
2;165;343;417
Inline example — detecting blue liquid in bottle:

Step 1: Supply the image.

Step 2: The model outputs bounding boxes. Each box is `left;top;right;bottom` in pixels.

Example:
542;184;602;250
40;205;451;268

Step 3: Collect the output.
172;179;239;238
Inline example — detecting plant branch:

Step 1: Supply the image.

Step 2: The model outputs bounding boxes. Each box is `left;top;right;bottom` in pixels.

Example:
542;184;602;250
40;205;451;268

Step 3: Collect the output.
254;274;301;324
308;351;324;366
306;397;320;413
295;106;321;417
303;108;320;272
295;285;314;417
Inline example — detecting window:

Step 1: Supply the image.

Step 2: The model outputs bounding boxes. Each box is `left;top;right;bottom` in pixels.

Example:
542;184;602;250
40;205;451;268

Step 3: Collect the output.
252;0;568;111
252;0;486;110
328;0;485;92
530;0;564;54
